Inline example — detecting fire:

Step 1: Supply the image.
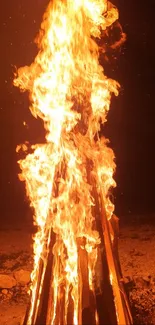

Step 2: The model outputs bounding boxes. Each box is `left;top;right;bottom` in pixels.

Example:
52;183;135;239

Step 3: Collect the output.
14;1;126;324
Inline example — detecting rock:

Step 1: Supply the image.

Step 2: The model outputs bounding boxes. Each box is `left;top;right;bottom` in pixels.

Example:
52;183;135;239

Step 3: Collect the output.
0;274;16;289
14;269;31;286
143;276;151;282
133;276;151;289
123;276;131;284
1;289;8;295
7;292;13;299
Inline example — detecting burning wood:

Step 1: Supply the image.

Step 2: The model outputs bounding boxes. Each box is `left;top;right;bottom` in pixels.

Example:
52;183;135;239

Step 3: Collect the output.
14;0;132;324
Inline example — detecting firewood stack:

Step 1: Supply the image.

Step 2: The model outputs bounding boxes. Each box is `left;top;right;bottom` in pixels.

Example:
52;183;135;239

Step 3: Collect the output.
22;175;133;325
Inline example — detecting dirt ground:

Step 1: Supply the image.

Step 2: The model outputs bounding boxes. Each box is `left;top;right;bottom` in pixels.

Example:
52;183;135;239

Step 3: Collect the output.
0;215;155;324
119;218;155;324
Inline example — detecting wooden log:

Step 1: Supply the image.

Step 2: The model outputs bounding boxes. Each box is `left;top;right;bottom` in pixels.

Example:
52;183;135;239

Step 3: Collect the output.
78;238;97;325
35;229;56;325
53;283;66;325
24;253;44;325
22;226;55;325
82;287;97;324
110;215;133;324
78;238;90;310
86;159;118;324
23;164;61;325
67;287;74;325
46;239;66;325
77;238;89;325
98;182;133;325
95;243;118;325
45;256;55;325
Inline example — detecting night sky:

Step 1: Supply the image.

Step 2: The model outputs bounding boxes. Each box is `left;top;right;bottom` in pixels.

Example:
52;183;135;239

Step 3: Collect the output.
0;0;155;225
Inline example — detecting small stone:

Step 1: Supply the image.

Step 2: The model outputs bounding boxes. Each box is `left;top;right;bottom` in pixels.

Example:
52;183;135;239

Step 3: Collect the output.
7;293;12;299
133;276;144;287
14;269;31;286
143;276;150;282
2;289;8;295
123;276;131;284
0;274;16;289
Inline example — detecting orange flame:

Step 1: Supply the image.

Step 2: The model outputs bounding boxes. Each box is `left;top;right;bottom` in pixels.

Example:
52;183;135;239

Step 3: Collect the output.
14;0;121;324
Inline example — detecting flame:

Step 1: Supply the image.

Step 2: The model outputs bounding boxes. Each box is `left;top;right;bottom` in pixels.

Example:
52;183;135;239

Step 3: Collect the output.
14;0;122;324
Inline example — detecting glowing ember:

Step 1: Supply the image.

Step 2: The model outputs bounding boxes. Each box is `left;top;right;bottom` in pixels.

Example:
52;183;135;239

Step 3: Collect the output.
14;1;130;324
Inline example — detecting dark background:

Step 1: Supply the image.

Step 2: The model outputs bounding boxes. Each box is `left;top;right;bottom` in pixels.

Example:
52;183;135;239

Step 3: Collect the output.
0;0;155;225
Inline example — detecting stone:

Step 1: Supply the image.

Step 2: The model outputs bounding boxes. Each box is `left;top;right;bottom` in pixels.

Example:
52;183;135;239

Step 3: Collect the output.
1;289;8;295
7;293;13;299
123;276;131;284
143;276;150;282
0;274;16;289
14;269;31;286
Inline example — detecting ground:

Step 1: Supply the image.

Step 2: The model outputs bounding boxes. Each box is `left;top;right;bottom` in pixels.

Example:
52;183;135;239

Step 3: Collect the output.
0;215;155;324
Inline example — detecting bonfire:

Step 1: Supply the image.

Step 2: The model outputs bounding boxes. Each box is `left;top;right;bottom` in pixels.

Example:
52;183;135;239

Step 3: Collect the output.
14;1;132;324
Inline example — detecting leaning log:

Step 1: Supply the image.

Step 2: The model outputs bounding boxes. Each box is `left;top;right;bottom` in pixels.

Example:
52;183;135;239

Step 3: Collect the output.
77;238;96;325
98;178;133;325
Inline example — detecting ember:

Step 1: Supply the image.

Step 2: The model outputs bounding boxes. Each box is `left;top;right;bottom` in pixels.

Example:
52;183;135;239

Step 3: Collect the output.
14;0;132;324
